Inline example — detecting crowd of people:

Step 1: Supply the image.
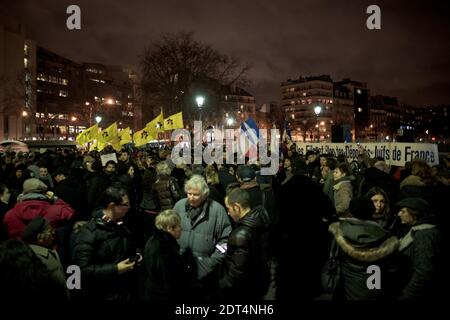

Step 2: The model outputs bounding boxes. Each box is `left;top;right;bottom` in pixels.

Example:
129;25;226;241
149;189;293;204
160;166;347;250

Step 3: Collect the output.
0;143;449;301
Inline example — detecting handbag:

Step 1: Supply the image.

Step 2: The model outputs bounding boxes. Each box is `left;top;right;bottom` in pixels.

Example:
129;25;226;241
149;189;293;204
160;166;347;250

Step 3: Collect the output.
321;239;341;293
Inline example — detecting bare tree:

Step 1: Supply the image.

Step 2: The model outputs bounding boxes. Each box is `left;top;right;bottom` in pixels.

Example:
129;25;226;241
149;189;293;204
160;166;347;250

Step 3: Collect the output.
140;31;250;124
0;72;26;115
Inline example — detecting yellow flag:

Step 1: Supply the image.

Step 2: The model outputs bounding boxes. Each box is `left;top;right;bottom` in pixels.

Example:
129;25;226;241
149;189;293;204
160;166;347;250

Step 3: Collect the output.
110;136;122;152
146;112;164;137
99;122;118;144
76;124;99;146
133;127;154;147
97;140;107;152
119;127;132;146
163;112;184;131
89;139;98;152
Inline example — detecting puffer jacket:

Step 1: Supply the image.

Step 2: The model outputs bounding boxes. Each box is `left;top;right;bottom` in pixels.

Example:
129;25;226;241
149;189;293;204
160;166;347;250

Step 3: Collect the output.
328;218;400;300
3;193;75;239
174;198;232;280
153;174;183;211
218;206;271;300
72;215;136;300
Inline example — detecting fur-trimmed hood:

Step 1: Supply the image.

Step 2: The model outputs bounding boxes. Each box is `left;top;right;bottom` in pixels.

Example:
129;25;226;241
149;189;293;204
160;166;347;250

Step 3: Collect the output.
329;220;399;262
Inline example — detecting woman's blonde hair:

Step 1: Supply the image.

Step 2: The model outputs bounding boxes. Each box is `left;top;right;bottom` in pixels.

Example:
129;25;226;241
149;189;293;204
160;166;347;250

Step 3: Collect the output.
156;161;172;176
155;209;181;231
205;165;219;185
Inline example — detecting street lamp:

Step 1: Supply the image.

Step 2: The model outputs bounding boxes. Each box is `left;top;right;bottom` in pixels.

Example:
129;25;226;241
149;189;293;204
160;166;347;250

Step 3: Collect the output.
226;117;235;126
314;106;322;142
196;96;205;122
95;116;102;124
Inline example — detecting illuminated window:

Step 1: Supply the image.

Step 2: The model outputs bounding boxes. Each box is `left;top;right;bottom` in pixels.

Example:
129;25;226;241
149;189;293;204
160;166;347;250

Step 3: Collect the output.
24;58;28;68
59;90;68;97
24;44;28;55
357;89;362;94
358;108;363;112
303;92;306;97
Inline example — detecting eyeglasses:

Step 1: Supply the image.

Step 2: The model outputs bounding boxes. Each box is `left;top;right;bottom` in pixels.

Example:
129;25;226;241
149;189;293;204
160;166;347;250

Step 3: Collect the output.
117;202;130;208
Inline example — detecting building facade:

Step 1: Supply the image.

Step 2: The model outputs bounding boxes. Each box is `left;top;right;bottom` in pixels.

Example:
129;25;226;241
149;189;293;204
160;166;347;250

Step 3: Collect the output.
281;75;354;142
33;48;140;140
0;15;36;141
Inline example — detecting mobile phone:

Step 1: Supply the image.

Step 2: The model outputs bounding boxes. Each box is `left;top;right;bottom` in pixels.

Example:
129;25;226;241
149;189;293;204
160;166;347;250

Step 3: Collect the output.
215;243;227;254
129;253;140;263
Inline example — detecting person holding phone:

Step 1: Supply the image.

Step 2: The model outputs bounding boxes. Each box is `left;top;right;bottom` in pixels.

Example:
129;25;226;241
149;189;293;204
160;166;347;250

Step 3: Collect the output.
218;188;271;300
73;186;142;300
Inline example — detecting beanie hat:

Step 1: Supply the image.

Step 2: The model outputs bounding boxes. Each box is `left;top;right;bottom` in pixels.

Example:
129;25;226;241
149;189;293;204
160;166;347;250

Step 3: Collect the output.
22;178;48;194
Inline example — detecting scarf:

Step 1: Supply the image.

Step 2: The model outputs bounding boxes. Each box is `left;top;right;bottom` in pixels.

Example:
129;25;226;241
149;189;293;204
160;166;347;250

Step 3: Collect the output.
186;200;208;225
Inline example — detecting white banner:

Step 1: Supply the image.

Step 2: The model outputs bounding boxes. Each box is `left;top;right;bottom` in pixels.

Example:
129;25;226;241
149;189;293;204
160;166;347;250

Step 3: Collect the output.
293;142;439;167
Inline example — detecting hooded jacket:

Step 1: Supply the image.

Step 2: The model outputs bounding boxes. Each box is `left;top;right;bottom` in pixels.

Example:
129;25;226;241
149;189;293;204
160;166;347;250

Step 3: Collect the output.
3;193;75;238
328;218;400;300
218;206;271;300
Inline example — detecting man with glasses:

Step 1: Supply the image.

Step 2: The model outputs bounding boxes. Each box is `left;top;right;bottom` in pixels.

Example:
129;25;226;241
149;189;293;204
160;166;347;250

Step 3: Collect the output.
73;186;142;300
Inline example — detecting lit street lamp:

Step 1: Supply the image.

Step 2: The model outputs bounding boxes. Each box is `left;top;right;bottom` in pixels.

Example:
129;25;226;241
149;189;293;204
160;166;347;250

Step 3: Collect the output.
226;117;235;126
196;96;205;122
95;116;102;124
314;106;322;142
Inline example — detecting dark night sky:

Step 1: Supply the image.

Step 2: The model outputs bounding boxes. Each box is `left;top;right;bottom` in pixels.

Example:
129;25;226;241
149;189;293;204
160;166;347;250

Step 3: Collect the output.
2;0;450;106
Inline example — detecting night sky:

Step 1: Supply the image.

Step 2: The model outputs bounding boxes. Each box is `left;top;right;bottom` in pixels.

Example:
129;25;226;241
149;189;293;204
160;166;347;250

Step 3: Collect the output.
2;0;450;106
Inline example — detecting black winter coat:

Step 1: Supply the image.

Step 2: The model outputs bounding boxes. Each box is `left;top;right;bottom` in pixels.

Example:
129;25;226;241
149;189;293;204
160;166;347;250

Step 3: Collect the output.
72;217;137;300
142;229;191;300
398;216;442;300
276;174;334;301
328;219;401;300
53;178;86;218
218;206;271;300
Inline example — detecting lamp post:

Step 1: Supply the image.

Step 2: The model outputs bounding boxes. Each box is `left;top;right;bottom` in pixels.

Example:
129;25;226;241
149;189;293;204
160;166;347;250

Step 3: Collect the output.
196;96;205;122
226;116;235;127
95;116;102;124
314;106;322;142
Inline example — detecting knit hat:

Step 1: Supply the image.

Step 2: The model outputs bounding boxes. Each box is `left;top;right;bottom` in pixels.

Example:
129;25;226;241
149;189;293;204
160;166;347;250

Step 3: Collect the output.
22;178;48;194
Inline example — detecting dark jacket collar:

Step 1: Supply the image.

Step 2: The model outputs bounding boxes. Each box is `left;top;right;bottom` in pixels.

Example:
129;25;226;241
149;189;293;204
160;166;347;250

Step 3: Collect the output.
238;205;270;229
